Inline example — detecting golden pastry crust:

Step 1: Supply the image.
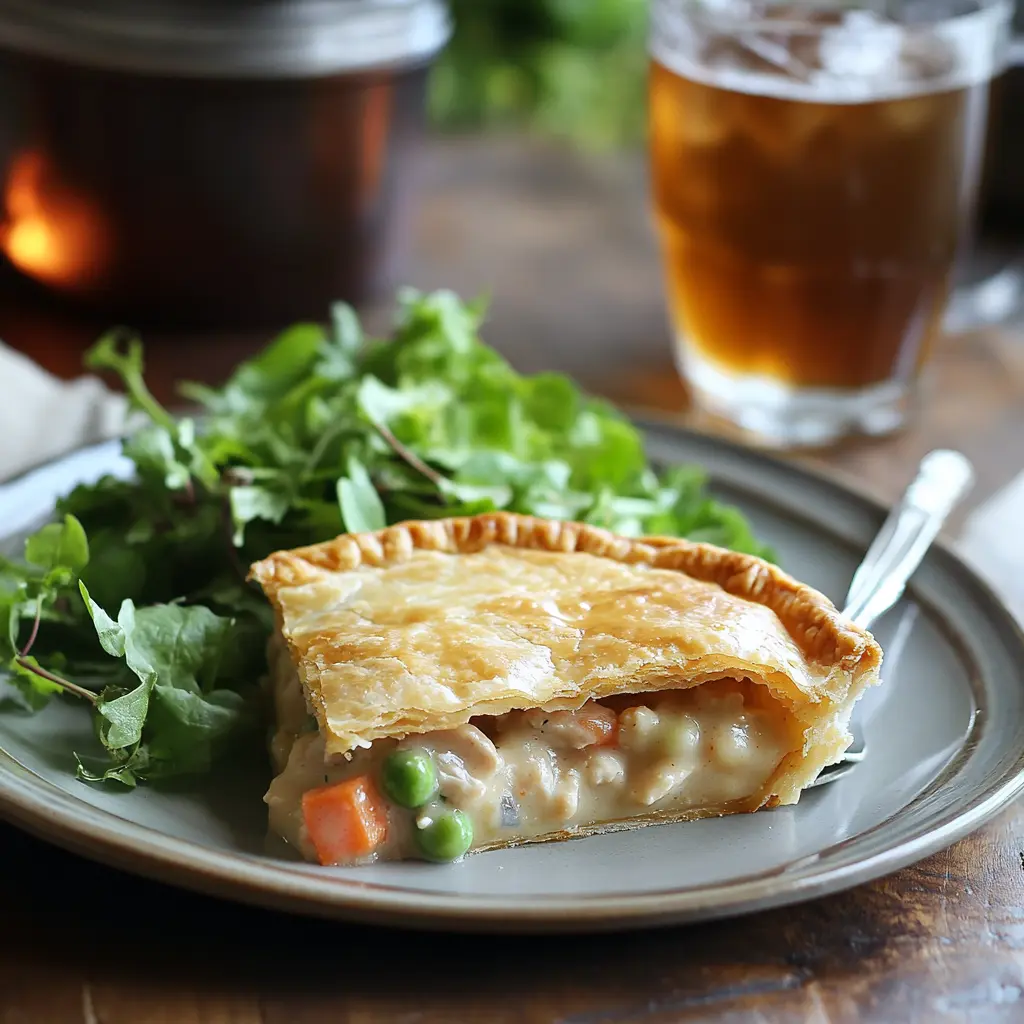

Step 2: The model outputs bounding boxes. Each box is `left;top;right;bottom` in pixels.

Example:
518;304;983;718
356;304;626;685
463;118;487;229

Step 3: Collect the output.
252;513;873;658
249;514;882;805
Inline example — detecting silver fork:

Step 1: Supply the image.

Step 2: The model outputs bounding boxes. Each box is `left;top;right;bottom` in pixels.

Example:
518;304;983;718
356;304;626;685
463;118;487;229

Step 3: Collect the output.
806;449;975;789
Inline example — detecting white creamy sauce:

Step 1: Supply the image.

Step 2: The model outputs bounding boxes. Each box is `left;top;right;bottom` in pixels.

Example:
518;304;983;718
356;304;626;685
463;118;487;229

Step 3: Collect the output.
264;652;795;863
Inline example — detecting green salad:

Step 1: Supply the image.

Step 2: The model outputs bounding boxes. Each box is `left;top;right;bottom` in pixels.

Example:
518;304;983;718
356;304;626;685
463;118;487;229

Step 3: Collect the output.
0;289;771;787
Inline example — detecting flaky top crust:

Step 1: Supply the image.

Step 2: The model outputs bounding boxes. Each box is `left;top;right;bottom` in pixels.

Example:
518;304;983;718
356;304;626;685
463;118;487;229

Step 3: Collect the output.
249;514;882;795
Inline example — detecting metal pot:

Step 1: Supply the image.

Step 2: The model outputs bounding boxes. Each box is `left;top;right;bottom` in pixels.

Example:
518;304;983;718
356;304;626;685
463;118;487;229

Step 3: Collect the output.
0;0;450;327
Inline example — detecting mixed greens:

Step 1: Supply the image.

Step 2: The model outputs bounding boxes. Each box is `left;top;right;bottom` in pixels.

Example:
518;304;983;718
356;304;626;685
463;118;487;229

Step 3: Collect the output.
0;289;771;788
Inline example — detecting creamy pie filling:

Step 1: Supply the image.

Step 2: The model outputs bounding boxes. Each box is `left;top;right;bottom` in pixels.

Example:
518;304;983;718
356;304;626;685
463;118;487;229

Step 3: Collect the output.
265;639;797;864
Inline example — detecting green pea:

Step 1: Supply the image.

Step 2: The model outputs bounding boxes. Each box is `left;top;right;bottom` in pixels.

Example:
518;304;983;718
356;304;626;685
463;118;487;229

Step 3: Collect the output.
415;808;474;862
382;748;438;808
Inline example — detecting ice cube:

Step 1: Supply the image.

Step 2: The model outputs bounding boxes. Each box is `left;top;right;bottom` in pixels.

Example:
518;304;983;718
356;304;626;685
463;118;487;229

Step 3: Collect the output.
818;11;903;80
738;92;836;163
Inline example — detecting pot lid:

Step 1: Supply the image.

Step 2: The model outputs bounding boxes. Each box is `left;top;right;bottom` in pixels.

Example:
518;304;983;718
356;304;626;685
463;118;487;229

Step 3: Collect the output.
0;0;450;78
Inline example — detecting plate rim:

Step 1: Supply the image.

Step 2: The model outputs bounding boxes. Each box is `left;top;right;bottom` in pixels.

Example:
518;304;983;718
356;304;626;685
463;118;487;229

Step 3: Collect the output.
1;429;1023;933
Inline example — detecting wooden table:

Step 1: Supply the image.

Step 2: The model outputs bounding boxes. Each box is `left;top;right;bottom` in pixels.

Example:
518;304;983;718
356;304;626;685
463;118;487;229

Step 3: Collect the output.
2;136;1024;1023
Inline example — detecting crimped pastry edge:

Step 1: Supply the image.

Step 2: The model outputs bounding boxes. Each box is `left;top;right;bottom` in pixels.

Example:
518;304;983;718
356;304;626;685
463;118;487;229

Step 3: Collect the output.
247;512;881;672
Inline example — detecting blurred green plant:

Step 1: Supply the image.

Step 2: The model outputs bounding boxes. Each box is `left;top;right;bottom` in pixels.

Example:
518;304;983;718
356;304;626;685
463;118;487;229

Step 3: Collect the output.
428;0;648;150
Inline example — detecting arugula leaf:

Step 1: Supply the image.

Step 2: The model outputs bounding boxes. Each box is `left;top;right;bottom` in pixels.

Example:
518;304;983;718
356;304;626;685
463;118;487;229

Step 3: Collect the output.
122;425;191;491
86;330;174;431
229;486;290;546
98;679;152;750
78;541;147;611
87;333;218;490
77;590;260;784
145;686;248;772
337;457;386;534
222;323;326;405
356;376;452;429
520;373;580;433
330;301;363;362
79;582;125;657
24;515;89;575
120;603;236;695
1;515;96;708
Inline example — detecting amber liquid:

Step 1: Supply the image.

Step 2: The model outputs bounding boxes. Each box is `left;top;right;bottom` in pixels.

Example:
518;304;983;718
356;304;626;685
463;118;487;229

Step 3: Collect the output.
650;60;989;390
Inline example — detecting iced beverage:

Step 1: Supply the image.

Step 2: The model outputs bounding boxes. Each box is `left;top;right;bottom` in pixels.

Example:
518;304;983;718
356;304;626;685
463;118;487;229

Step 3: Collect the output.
649;0;1011;444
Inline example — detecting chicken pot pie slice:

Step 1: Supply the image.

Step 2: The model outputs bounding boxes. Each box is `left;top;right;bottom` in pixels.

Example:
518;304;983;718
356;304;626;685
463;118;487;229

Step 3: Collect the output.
248;513;882;866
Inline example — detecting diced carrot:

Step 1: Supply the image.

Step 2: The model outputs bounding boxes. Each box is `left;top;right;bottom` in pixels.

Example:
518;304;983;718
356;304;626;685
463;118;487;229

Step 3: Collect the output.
302;775;389;865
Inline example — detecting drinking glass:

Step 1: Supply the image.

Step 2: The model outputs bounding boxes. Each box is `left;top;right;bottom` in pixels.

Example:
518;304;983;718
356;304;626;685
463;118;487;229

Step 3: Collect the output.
649;0;1013;446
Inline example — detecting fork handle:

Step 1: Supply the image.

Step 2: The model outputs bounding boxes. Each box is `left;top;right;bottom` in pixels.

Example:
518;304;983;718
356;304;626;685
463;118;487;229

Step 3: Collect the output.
842;450;974;629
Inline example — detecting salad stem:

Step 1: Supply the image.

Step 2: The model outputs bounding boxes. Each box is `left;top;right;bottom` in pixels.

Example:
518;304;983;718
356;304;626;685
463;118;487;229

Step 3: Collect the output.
375;424;445;489
17;598;42;658
14;657;98;704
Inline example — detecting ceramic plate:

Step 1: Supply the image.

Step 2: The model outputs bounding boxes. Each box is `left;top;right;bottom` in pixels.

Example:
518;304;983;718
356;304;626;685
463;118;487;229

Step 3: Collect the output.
1;424;1023;934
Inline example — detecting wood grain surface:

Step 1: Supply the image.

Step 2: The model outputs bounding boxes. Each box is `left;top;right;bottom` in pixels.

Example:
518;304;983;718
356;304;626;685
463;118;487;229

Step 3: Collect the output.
2;136;1024;1024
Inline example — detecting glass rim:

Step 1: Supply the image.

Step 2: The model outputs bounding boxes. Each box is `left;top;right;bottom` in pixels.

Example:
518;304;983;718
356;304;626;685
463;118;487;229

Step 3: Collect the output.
657;0;1015;35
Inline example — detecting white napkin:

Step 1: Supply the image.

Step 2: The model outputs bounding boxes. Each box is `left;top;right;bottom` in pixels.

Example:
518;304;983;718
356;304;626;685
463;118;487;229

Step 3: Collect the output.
958;472;1024;626
0;342;130;482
